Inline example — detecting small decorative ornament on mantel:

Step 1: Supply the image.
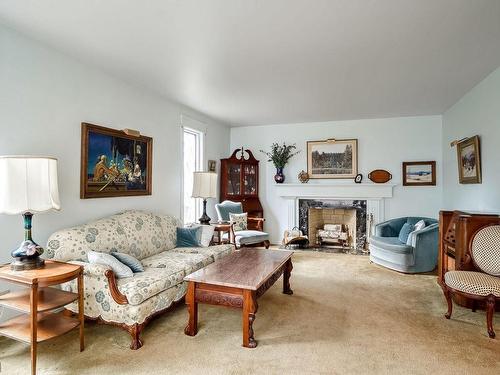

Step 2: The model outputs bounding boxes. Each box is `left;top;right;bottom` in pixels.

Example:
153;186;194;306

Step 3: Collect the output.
298;170;309;183
0;156;61;270
260;143;300;184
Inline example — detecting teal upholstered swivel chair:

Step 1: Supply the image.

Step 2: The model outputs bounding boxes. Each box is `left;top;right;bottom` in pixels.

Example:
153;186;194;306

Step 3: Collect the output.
215;201;270;249
369;217;438;273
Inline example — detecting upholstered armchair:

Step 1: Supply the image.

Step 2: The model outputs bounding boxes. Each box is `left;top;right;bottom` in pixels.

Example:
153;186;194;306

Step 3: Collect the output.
442;225;500;338
215;201;270;249
369;217;438;273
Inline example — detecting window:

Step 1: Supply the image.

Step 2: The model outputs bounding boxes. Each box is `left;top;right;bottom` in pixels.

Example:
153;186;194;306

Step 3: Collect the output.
182;126;204;224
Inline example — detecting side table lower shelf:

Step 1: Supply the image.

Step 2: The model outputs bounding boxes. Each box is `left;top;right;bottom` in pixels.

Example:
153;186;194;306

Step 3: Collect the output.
0;311;80;343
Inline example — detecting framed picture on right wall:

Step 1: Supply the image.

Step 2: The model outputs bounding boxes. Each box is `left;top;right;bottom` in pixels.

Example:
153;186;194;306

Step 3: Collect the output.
456;135;482;184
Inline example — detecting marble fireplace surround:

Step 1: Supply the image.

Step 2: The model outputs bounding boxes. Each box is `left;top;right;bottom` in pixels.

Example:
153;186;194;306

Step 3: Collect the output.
275;182;396;249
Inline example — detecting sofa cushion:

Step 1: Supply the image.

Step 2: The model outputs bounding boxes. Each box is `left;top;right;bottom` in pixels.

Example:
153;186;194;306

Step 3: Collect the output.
222;230;269;246
114;210;168;260
370;236;413;254
159;215;181;250
46;216;129;262
398;223;414;243
117;267;186;305
172;244;234;261
141;251;212;275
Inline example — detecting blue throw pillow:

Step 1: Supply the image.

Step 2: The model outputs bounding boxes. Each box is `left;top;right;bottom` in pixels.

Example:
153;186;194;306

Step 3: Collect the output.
176;227;201;247
398;223;414;243
111;252;144;273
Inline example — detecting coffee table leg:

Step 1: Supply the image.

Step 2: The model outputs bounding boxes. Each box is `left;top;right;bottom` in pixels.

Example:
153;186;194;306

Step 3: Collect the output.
283;259;293;295
184;282;198;336
242;290;258;348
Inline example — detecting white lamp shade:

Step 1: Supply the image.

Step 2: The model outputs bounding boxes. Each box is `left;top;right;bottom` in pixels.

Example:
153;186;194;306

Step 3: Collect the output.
192;172;217;199
0;156;61;214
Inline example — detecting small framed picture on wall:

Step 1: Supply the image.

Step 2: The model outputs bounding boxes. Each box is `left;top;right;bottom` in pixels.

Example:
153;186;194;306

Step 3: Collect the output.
402;161;436;186
456;135;481;184
208;160;216;172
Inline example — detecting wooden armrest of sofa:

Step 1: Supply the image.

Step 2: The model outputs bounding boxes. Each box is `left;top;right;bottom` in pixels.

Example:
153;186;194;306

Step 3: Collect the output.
69;260;129;305
105;270;129;305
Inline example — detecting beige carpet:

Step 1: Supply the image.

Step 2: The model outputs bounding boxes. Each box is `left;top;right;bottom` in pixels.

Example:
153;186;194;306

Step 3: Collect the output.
1;251;499;375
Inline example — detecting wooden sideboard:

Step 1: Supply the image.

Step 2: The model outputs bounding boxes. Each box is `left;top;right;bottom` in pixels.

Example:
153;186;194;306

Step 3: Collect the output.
438;210;500;310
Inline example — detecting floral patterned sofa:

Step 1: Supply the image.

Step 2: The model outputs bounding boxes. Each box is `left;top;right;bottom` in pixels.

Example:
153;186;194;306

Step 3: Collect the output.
46;210;233;349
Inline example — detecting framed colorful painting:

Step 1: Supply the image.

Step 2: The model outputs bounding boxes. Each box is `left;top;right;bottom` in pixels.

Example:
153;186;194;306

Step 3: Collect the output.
307;139;358;179
80;123;153;198
456;135;481;184
402;161;436;186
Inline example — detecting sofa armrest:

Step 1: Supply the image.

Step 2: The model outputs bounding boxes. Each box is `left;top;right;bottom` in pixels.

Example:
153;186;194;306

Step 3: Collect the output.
374;217;407;237
407;224;439;269
68;261;129;305
68;260;110;277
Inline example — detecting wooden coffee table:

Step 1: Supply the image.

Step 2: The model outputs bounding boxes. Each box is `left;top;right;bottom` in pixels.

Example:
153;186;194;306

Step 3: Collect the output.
184;249;293;348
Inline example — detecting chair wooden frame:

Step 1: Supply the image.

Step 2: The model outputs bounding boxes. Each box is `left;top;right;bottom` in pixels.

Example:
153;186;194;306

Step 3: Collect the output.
441;224;499;338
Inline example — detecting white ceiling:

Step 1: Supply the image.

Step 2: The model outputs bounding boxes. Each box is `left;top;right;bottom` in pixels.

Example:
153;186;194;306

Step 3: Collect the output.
1;0;500;127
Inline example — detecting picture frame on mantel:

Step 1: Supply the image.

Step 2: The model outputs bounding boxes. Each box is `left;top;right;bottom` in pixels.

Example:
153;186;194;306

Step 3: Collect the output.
80;122;153;199
456;135;481;184
402;161;436;186
307;138;358;179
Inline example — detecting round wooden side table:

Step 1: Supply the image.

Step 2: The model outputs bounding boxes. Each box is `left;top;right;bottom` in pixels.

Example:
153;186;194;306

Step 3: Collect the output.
0;260;84;375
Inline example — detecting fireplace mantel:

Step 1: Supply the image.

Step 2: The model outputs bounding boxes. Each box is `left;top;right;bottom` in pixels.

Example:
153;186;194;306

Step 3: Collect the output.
275;182;396;199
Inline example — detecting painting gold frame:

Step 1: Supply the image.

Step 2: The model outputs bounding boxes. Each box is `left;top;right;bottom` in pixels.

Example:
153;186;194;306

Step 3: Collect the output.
80;123;153;199
307;139;358;179
456;135;481;184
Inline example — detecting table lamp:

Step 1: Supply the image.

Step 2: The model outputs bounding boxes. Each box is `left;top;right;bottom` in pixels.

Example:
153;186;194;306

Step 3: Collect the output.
192;172;217;225
0;156;61;270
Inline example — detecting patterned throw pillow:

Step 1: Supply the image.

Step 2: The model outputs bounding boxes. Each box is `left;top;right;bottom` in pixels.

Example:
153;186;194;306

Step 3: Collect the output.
229;213;248;232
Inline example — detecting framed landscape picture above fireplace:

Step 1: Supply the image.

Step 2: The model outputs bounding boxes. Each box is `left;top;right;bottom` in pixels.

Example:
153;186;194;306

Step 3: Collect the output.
307;138;358;179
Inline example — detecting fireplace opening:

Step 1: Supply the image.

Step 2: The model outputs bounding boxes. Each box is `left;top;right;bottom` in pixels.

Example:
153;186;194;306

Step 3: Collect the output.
298;199;367;252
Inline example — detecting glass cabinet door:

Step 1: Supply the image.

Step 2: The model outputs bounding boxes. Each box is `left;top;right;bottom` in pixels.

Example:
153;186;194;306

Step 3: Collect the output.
243;164;257;195
226;163;241;195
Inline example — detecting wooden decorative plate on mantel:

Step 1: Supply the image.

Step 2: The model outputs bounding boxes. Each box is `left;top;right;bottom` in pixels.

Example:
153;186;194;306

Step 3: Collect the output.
368;169;392;183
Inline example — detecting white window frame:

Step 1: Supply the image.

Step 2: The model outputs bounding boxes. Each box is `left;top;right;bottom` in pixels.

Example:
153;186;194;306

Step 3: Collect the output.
180;115;206;224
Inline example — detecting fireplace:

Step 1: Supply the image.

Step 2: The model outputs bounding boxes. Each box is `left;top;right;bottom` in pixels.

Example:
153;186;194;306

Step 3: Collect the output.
275;181;395;251
298;199;367;250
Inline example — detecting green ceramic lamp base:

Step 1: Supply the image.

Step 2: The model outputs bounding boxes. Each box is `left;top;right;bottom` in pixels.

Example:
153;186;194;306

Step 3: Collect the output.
10;212;45;271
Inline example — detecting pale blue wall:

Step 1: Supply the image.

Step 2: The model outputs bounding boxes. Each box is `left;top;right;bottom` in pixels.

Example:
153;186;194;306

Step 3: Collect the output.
442;67;500;212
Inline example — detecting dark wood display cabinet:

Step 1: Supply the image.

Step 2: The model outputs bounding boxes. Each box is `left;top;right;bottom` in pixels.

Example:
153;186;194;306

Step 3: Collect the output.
220;148;263;218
